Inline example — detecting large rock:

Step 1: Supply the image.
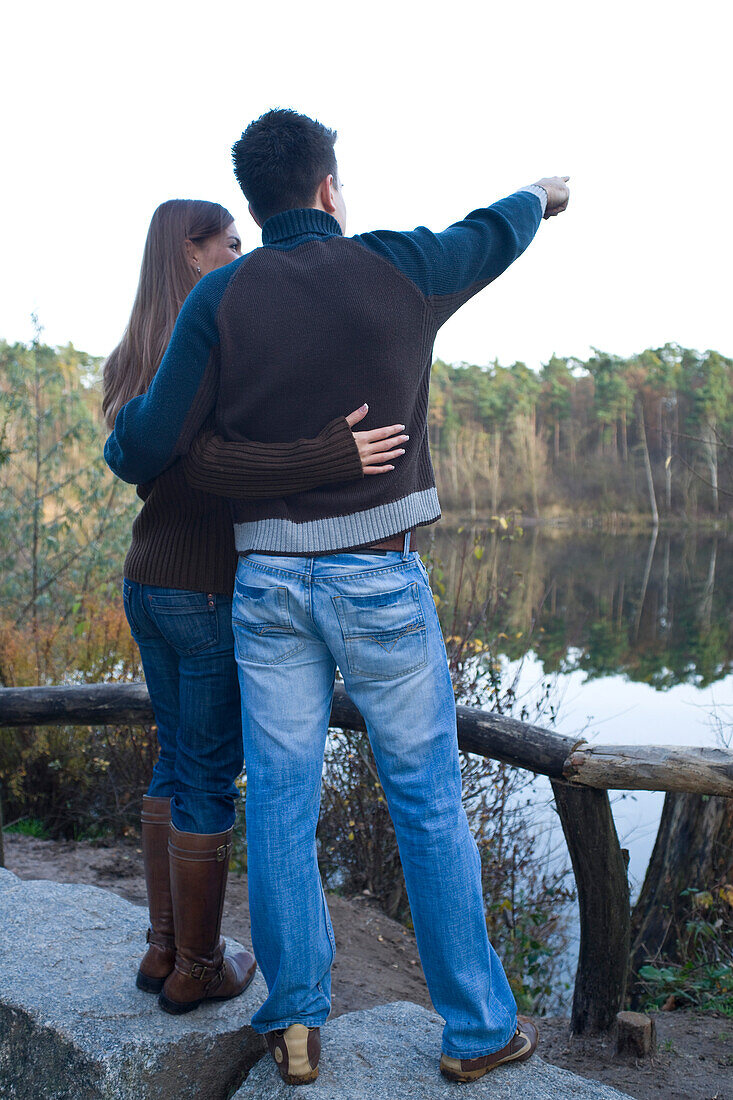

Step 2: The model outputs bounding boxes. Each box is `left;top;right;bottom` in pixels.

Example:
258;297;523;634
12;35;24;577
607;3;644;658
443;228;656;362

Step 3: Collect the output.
0;871;635;1100
0;869;266;1099
234;1002;634;1100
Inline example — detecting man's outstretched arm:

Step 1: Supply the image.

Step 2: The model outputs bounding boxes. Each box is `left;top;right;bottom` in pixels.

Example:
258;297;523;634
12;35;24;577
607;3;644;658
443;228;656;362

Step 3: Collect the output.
354;177;570;325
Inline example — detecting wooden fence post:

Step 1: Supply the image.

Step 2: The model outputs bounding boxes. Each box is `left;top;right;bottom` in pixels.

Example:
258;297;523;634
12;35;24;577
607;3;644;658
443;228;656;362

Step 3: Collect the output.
551;778;630;1033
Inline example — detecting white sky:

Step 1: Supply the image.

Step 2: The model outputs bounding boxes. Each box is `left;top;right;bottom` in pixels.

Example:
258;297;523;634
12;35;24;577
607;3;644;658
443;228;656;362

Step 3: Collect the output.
2;0;731;369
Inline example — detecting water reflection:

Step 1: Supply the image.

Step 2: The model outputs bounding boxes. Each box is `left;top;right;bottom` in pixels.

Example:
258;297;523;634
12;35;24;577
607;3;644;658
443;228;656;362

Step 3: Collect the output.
425;522;732;950
424;526;733;691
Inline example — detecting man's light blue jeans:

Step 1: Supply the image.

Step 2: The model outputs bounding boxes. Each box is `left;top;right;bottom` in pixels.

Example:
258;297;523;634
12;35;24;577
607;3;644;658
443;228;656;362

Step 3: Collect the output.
232;545;518;1059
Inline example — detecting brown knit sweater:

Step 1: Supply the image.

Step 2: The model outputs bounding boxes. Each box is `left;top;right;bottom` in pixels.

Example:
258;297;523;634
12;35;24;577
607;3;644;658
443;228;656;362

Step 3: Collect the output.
123;416;362;595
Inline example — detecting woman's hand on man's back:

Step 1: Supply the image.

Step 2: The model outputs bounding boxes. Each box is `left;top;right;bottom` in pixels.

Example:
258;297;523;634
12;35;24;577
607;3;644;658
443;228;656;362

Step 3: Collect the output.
345;404;409;475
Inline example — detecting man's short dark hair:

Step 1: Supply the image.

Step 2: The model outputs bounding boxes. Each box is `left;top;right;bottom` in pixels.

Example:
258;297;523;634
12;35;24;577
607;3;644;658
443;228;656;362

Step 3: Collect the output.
232;109;338;224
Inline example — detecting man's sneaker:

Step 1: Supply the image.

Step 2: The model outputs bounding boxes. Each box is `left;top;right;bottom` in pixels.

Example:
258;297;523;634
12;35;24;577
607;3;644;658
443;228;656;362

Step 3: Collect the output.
265;1024;321;1085
439;1016;538;1083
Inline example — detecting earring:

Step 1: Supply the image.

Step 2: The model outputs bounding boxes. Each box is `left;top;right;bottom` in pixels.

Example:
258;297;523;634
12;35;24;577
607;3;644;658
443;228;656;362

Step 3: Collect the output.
196;265;201;275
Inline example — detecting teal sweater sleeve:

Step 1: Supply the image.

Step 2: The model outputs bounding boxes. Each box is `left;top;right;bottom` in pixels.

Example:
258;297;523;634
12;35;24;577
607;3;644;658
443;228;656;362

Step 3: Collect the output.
104;260;241;485
354;189;543;325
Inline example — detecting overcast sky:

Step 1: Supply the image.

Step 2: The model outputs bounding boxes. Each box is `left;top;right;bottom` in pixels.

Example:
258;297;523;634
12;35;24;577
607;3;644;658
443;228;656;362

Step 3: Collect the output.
2;0;731;370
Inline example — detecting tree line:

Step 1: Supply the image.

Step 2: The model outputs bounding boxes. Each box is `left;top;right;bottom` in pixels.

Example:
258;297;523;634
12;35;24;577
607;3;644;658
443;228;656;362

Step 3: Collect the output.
430;345;733;521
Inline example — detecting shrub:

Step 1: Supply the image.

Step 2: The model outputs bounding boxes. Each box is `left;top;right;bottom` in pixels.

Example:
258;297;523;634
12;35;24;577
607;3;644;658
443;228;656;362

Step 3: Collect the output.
638;885;733;1015
0;722;156;839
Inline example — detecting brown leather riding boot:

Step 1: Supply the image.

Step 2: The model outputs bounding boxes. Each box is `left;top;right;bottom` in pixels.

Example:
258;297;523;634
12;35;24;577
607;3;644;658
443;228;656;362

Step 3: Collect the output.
136;795;175;993
158;823;257;1015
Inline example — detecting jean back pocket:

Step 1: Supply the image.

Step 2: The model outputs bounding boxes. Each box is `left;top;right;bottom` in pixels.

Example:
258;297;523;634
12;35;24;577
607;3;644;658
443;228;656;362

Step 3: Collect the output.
146;591;219;655
233;580;304;666
333;581;427;680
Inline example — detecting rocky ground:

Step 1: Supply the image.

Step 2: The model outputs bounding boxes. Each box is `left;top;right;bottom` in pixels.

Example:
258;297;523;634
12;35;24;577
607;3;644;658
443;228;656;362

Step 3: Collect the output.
4;832;732;1100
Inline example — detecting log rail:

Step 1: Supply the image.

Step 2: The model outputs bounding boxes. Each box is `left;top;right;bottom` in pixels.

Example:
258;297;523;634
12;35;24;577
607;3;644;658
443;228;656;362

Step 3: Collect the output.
1;683;731;1035
2;683;731;796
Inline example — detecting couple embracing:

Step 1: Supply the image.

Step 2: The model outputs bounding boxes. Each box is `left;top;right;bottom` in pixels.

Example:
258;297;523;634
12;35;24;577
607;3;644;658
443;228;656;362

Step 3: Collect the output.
104;108;569;1086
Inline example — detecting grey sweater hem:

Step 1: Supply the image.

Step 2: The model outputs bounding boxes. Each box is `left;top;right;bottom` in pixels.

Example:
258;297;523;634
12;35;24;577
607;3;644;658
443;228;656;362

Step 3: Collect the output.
233;488;441;554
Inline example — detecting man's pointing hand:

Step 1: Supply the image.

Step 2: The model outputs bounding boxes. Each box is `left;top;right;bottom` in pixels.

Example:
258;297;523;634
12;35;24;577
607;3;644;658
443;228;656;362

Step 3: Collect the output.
534;176;570;219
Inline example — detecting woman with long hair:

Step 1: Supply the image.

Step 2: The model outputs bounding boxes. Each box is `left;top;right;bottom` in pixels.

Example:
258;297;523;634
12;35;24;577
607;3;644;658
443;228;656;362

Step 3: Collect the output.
103;199;407;1014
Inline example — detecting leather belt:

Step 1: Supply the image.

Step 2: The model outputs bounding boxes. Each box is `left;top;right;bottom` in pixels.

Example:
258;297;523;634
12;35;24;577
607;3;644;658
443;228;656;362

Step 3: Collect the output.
351;529;417;554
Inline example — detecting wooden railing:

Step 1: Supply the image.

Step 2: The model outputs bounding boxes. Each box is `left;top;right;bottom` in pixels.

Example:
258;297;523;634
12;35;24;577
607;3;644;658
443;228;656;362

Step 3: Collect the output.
1;683;731;1034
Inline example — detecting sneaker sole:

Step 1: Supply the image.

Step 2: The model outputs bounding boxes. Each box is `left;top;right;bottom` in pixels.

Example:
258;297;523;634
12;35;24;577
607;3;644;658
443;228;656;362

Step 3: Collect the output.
279;1068;319;1086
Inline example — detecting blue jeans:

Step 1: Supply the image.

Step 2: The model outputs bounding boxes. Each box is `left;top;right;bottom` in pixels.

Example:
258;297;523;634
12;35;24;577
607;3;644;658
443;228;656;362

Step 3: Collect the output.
231;546;518;1059
123;580;243;834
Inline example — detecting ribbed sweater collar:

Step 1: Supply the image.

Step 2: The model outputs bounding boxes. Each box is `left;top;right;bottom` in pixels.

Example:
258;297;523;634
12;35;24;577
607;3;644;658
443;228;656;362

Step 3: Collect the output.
262;208;343;245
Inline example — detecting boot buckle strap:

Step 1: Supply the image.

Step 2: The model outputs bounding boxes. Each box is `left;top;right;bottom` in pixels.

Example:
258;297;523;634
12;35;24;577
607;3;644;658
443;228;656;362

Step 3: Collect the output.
189;963;213;981
216;843;229;862
187;961;225;984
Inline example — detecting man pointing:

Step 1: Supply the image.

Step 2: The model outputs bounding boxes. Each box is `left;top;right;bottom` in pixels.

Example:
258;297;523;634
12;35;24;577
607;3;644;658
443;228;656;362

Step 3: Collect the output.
106;108;569;1085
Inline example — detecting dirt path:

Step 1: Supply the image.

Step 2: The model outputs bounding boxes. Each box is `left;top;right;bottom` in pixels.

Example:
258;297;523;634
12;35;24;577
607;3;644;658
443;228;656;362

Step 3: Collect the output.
4;834;731;1099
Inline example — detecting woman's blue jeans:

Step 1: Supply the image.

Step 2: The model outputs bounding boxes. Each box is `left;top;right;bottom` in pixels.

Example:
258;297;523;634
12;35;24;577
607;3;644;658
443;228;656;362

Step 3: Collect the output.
122;579;243;834
231;547;518;1059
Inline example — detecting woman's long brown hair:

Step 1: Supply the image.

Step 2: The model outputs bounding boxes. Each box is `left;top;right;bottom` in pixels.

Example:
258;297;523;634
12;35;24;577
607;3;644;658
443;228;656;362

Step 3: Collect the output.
102;199;234;428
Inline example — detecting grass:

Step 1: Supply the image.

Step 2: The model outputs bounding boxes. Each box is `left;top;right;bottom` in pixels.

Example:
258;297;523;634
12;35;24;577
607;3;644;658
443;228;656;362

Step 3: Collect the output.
3;817;50;838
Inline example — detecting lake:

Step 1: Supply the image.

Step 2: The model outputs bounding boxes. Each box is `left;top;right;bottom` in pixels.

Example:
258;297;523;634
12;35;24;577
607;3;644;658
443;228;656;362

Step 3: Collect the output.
425;523;732;901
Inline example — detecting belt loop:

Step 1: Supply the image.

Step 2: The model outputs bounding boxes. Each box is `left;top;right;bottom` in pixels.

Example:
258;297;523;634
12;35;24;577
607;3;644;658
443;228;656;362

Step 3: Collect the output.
402;530;411;559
